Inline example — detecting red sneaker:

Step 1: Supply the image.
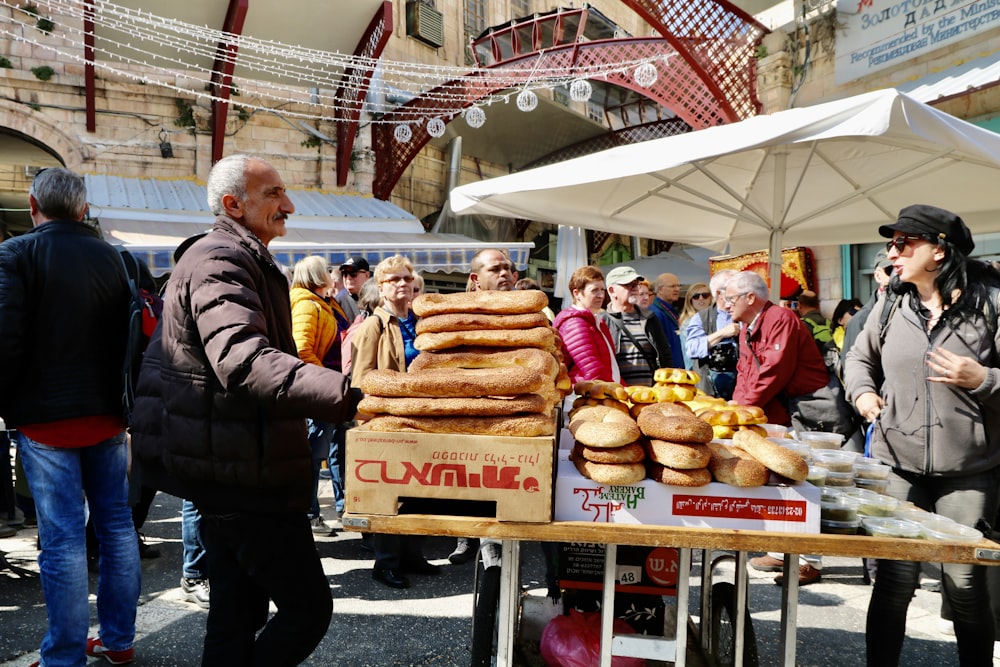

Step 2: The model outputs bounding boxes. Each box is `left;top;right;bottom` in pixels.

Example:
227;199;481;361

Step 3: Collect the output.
86;637;135;665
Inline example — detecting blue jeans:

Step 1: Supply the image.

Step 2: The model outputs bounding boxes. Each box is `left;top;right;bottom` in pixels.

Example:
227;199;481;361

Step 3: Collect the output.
867;466;1000;667
326;423;346;514
182;499;207;580
200;509;331;666
18;431;141;667
306;419;335;518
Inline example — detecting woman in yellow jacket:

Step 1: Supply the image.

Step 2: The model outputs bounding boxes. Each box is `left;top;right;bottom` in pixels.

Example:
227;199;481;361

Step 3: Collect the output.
290;255;344;536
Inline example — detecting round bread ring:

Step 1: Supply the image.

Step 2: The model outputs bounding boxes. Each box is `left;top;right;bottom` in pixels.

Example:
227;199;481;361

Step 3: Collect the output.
412;290;549;317
360;367;546;398
732;430;809;482
630;401;693;420
569;412;641;448
573;441;646;464
653;368;701;385
570;405;634;423
415;327;555;352
409;346;558;378
573;457;647;485
646;462;712;487
570;397;630;418
415;312;549;334
358;414;555;437
637;410;714;444
357;393;549;417
646;440;711;469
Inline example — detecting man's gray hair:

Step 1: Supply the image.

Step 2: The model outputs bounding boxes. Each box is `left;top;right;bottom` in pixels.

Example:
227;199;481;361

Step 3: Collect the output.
726;271;769;299
30;168;87;221
206;154;255;215
709;269;737;296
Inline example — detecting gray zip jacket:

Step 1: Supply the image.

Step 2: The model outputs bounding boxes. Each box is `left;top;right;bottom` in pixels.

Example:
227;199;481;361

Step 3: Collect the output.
844;292;1000;476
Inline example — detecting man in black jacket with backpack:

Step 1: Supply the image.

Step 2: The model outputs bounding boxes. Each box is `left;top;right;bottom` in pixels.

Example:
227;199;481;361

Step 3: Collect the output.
0;167;141;666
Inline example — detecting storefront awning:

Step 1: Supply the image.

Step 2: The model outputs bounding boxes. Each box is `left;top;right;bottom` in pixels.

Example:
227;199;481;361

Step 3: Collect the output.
85;175;533;276
896;51;1000;103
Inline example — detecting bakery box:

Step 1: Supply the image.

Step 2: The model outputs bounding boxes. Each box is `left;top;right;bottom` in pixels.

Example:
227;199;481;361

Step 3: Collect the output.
346;429;556;522
554;453;820;534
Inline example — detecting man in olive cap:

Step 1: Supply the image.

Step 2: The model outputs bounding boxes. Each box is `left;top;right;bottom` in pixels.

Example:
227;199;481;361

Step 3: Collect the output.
599;266;673;385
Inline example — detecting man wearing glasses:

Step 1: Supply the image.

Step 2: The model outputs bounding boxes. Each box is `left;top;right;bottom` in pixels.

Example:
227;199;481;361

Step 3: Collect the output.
335;255;371;322
722;271;829;427
600;266;673;386
684;269;740;399
650;273;684;370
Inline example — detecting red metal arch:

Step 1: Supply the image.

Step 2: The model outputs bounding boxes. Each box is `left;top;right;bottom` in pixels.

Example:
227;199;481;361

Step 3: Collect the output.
622;0;767;121
373;37;719;199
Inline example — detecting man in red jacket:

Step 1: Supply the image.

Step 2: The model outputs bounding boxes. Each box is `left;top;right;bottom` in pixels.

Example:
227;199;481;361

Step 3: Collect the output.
723;271;828;426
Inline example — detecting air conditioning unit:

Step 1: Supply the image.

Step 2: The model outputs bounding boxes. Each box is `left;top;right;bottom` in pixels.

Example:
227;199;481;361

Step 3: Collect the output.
407;2;445;48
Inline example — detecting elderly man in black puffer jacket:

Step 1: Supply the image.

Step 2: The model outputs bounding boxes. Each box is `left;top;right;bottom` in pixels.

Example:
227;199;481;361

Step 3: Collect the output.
131;154;358;667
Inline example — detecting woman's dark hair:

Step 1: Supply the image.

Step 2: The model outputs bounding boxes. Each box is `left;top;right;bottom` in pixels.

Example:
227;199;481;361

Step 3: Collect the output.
831;298;863;328
891;234;1000;324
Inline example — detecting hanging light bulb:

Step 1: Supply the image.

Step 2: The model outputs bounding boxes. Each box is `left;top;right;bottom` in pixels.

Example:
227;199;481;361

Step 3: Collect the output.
634;62;657;88
426;117;446;138
393;124;413;143
569;78;592;102
465;106;486;129
516;89;538;112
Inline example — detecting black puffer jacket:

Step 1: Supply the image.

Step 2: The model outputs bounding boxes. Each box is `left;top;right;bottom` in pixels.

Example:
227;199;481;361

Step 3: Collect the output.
0;220;129;426
130;217;351;513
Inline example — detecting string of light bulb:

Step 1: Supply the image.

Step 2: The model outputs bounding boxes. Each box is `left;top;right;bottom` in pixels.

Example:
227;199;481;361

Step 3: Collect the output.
0;0;668;138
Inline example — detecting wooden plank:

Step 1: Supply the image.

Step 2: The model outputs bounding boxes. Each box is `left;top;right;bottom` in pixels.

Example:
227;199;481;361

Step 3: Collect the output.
341;513;1000;565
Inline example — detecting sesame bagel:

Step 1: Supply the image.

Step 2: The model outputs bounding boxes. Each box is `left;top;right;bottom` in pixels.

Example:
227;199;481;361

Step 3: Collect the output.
646;440;712;469
646;462;712;487
637;410;714;444
572;441;646;464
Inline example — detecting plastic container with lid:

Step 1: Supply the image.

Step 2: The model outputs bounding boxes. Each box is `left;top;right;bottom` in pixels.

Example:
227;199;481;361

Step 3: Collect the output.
798;431;845;449
893;507;933;524
853;477;890;494
805;465;828;486
812;449;857;473
854;459;891;480
821;495;862;522
778;440;812;461
920;518;984;543
824;470;856;487
822;517;861;534
820;487;844;502
761;423;790;439
862;517;923;539
855;493;898;517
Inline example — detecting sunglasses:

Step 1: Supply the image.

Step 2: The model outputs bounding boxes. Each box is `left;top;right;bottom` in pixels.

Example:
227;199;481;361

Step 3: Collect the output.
885;235;927;254
691;292;712;300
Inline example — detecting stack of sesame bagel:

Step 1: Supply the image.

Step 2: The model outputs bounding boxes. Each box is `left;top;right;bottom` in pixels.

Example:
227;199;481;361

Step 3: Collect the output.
567;405;646;485
355;290;568;437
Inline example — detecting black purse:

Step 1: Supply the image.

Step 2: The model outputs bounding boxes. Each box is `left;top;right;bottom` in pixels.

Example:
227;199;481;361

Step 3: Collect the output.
707;342;738;372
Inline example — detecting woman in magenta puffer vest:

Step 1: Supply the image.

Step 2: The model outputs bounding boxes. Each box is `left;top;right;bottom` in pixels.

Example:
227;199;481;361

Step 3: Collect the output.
554;265;621;384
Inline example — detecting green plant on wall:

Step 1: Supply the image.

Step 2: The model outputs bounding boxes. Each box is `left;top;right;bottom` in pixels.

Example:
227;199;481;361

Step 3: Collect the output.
21;3;38;17
234;105;250;122
31;65;54;81
301;135;322;150
0;57;11;68
35;15;54;34
174;99;196;131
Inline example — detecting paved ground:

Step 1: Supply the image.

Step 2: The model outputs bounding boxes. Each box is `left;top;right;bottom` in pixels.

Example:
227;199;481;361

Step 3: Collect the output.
0;487;982;667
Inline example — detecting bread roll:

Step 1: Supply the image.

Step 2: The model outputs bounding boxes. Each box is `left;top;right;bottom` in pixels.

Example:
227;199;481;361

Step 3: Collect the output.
356;414;555;437
574;380;628;402
412;290;548;317
572;441;646;464
646;440;712;469
572;457;646;485
637;411;714;444
360;367;547;398
569;413;641;448
653;368;701;385
707;442;769;487
646;462;712;487
732;429;808;481
415;312;548;334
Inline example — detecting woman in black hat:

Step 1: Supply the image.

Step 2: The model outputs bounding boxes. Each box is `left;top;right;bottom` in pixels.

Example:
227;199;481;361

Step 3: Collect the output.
845;204;1000;666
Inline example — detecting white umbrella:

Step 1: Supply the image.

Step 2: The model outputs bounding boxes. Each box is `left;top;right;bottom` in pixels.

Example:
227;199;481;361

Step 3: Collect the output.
450;89;1000;298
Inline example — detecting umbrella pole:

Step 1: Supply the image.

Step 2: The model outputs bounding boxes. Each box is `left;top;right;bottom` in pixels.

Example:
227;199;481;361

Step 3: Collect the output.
768;230;784;302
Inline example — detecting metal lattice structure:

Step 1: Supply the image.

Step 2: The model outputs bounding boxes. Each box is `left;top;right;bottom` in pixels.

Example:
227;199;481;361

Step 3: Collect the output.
335;2;393;187
372;3;765;200
522;117;692;170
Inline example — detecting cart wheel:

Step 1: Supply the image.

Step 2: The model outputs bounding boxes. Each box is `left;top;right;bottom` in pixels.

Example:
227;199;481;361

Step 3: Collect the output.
470;564;501;667
709;581;759;667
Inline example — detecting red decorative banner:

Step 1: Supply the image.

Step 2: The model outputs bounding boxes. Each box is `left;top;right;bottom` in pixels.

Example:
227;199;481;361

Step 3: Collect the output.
708;247;816;300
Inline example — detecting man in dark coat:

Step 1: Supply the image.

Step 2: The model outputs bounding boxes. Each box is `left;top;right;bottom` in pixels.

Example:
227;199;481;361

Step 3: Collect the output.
131;154;357;666
0;167;141;665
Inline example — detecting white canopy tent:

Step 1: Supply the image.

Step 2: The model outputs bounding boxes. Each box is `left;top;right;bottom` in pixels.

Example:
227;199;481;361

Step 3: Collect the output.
450;89;1000;298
